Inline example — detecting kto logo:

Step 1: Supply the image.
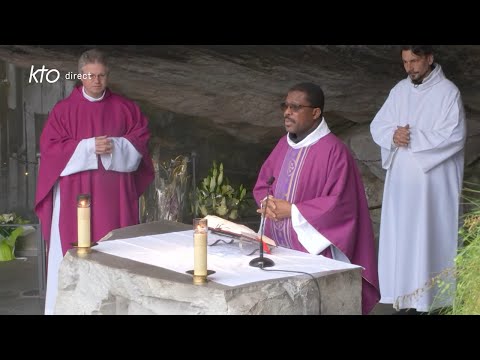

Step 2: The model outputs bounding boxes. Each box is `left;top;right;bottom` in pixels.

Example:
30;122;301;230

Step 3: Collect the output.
29;65;60;84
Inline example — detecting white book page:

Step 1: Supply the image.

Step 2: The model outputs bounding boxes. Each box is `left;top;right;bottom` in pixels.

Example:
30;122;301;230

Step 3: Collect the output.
204;215;276;246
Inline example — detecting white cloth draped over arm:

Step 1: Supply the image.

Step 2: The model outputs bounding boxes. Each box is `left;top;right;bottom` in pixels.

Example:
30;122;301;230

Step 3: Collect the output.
370;88;399;170
291;204;349;262
60;138;97;176
100;137;142;172
409;93;466;173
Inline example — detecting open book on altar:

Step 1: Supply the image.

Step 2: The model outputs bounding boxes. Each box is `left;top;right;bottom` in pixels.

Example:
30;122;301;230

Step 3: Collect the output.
204;215;277;247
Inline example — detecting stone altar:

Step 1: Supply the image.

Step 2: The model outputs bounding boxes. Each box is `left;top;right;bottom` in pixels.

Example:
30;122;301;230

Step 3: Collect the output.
55;220;362;315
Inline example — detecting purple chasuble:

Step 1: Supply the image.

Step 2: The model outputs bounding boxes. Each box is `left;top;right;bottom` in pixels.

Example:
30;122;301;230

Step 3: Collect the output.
35;86;154;255
254;133;380;314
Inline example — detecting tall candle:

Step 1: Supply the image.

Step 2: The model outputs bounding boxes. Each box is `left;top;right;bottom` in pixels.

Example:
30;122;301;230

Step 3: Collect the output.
193;218;208;276
77;194;91;248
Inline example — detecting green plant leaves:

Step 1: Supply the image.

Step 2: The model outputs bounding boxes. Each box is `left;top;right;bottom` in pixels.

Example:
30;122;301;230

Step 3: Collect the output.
193;161;249;220
433;183;480;314
228;209;238;220
0;227;24;261
0;241;14;261
209;176;216;193
0;213;28;262
5;227;23;248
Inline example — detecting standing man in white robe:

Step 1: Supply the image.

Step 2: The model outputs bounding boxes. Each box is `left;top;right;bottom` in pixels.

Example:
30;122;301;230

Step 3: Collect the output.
370;45;466;313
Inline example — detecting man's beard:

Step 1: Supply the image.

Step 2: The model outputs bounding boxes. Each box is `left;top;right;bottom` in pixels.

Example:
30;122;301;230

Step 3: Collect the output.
410;73;424;85
409;65;433;85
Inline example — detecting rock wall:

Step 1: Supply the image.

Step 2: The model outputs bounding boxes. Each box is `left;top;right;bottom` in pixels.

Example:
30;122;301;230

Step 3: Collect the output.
1;45;478;237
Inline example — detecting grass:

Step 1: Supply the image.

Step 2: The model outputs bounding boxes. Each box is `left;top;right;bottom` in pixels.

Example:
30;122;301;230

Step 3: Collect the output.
446;183;480;314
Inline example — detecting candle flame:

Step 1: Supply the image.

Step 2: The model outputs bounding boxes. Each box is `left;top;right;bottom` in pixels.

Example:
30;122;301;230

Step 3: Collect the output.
193;218;207;233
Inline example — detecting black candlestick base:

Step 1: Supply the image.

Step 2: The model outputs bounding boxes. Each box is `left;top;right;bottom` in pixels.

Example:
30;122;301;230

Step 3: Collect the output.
249;256;275;268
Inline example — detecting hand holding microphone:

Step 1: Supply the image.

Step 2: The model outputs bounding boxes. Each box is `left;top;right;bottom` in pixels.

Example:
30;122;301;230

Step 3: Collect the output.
258;196;292;221
258;195;276;217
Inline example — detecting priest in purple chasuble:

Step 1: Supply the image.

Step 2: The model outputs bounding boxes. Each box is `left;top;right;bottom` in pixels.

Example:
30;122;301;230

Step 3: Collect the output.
253;83;380;315
34;49;154;314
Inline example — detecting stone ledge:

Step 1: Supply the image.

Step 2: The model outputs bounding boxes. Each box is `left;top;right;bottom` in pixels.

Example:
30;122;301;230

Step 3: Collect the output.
54;220;362;315
55;250;361;315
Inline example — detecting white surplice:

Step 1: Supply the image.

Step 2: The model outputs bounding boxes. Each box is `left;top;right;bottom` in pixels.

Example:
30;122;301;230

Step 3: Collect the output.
370;64;466;312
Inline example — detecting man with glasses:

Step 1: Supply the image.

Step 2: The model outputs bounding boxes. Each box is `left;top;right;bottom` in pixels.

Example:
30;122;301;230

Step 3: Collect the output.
370;45;466;313
35;48;154;314
253;82;380;315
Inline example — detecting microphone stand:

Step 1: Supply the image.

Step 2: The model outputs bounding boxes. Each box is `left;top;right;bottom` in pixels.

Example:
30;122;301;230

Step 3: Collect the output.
249;178;275;268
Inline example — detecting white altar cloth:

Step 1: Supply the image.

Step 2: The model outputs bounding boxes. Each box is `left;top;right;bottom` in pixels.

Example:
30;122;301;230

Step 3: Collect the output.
94;230;360;287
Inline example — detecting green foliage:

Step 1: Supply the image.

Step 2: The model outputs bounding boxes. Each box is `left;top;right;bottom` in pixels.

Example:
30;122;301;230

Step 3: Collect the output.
0;213;29;262
448;183;480;314
192;161;248;220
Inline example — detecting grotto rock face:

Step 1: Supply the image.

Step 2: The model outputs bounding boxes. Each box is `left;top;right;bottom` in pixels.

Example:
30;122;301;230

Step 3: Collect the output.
0;45;479;235
1;45;478;143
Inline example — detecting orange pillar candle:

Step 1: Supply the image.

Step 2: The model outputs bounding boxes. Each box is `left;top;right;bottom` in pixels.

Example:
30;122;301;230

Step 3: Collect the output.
77;194;91;248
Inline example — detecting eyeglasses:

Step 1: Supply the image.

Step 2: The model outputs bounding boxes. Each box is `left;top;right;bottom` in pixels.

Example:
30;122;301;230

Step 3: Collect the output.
280;102;318;112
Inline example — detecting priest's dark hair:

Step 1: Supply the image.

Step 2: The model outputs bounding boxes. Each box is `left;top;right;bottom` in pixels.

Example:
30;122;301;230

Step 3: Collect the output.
400;45;434;57
78;48;110;75
288;82;325;113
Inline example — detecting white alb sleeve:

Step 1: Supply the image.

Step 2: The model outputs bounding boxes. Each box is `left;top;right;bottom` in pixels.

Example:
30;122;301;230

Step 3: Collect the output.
61;138;97;176
100;137;142;172
291;205;350;263
291;204;332;255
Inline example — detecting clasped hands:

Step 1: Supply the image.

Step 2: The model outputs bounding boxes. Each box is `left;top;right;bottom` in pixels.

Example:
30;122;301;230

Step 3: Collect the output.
393;124;410;147
95;135;113;155
257;195;292;221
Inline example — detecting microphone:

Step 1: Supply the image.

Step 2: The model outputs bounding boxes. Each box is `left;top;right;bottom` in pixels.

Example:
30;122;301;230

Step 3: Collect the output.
266;176;275;186
249;176;275;268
